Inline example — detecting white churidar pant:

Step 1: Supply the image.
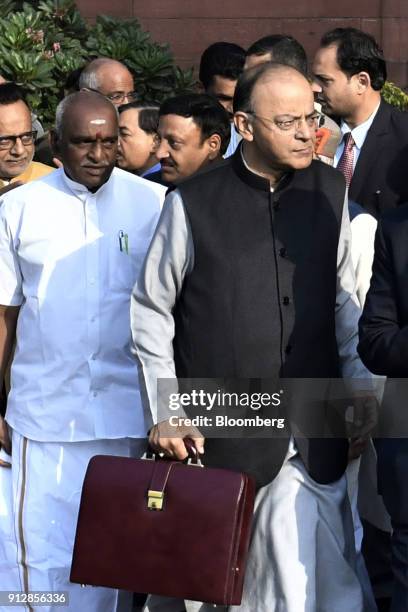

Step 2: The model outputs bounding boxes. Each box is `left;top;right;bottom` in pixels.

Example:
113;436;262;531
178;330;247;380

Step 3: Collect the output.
145;449;364;612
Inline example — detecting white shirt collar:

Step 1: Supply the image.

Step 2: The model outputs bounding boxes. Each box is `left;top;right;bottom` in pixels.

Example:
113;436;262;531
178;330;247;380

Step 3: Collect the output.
61;168;112;197
340;101;381;150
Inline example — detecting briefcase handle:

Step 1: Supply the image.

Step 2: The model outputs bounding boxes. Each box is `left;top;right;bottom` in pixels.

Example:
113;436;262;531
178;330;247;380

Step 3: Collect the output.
145;439;203;511
143;438;203;467
184;438;203;465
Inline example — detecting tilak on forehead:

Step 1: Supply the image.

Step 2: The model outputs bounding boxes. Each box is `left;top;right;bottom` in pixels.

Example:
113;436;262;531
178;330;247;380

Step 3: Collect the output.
89;118;107;140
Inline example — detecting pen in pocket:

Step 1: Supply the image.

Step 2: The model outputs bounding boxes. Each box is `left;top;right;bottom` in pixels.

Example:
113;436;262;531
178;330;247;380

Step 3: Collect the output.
118;230;129;254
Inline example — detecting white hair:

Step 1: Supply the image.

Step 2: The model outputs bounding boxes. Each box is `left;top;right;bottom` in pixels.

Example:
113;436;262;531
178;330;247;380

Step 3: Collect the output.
55;95;73;138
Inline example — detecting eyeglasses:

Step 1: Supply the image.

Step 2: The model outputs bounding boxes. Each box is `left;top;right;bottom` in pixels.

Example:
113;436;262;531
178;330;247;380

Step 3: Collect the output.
84;87;138;105
245;111;322;132
107;91;138;104
0;130;37;150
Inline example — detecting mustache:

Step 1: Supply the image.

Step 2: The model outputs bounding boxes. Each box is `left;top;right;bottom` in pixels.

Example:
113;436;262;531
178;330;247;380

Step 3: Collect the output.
160;161;176;168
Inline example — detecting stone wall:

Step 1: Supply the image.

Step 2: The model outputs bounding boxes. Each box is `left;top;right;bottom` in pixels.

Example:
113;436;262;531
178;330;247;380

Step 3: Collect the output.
76;0;408;88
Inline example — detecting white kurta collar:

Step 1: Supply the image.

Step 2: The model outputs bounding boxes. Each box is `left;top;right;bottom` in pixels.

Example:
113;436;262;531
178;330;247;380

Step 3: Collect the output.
62;169;112;197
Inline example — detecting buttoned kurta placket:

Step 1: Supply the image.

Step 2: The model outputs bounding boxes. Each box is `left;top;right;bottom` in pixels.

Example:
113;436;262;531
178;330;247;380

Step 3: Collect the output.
80;190;104;438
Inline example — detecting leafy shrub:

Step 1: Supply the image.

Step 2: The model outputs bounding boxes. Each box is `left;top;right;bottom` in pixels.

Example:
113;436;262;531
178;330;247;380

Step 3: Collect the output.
0;0;196;127
382;81;408;111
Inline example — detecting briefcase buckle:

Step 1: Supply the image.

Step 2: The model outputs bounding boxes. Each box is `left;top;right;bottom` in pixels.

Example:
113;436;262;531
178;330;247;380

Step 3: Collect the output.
187;457;204;467
141;452;156;461
147;489;164;510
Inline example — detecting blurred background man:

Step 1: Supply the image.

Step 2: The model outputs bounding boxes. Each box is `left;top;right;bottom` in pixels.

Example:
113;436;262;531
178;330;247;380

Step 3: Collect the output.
118;102;161;177
313;27;408;217
79;57;137;107
199;42;245;157
0;82;52;190
245;34;307;73
0;81;53;421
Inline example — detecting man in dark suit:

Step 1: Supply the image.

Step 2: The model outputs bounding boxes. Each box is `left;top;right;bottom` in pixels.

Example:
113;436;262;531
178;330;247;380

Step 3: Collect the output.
313;27;408;218
358;206;408;611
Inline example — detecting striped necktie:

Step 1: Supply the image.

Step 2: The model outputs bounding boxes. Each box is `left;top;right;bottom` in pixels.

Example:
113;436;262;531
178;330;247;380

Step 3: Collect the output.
337;132;355;187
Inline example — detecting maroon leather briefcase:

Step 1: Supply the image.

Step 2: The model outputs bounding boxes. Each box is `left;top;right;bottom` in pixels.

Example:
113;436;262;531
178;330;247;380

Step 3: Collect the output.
70;451;255;605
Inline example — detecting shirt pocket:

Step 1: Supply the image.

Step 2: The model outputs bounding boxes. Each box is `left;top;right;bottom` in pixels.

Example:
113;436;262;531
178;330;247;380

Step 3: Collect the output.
108;234;149;293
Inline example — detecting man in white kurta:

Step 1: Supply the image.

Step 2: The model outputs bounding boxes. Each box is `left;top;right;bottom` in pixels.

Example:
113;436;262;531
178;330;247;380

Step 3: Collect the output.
0;91;165;611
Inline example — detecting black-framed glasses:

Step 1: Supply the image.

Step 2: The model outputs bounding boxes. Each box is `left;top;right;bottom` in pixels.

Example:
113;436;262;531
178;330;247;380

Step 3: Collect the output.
245;111;322;132
0;130;37;150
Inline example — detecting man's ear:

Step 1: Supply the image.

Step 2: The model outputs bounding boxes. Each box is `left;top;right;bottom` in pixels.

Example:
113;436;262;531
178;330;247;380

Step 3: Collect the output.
234;112;254;142
206;133;222;160
354;71;371;94
196;81;206;94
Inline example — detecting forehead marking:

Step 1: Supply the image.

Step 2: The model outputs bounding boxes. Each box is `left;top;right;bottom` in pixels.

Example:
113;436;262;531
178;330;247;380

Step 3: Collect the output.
90;119;106;125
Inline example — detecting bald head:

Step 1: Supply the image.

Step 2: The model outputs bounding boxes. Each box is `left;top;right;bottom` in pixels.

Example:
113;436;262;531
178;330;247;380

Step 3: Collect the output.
53;91;119;190
55;90;118;138
79;58;135;106
234;62;311;114
254;65;313;113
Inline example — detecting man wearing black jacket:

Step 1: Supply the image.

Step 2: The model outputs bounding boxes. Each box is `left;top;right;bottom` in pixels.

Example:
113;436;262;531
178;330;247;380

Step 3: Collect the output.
313;27;408;218
133;62;375;612
359;206;408;611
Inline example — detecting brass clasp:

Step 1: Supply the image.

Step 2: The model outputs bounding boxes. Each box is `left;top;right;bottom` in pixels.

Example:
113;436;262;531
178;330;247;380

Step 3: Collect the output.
147;489;164;510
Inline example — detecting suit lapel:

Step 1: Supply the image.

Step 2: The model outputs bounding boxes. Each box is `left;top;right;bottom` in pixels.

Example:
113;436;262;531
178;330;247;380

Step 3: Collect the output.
349;99;391;201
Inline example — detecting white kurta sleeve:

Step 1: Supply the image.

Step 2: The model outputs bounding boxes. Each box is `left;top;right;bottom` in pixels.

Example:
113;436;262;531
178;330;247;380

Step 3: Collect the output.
349;212;377;309
130;189;193;425
335;196;372;381
0;201;23;306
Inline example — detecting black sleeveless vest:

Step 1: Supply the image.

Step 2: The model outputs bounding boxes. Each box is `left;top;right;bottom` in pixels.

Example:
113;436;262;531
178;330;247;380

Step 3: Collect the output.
175;149;349;486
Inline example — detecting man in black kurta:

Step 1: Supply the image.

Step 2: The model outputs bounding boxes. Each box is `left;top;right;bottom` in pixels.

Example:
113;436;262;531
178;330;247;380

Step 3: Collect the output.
132;63;374;611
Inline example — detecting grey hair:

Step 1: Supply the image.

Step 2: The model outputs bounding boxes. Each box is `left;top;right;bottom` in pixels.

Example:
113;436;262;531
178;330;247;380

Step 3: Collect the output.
54;91;118;138
78;58;130;91
55;95;73;138
78;61;103;90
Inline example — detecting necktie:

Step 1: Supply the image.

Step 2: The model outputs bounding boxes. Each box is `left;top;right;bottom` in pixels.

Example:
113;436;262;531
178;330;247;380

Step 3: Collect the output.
337;132;355;187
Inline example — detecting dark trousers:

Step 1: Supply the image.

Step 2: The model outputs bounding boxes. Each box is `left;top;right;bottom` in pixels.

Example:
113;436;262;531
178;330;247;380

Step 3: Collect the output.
376;439;408;612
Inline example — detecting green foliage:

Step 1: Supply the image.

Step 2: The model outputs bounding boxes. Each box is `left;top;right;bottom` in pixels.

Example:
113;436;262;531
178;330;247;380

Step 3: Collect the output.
0;1;196;127
86;16;196;105
128;45;175;103
0;1;18;18
85;15;151;59
382;81;408;111
172;66;197;97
